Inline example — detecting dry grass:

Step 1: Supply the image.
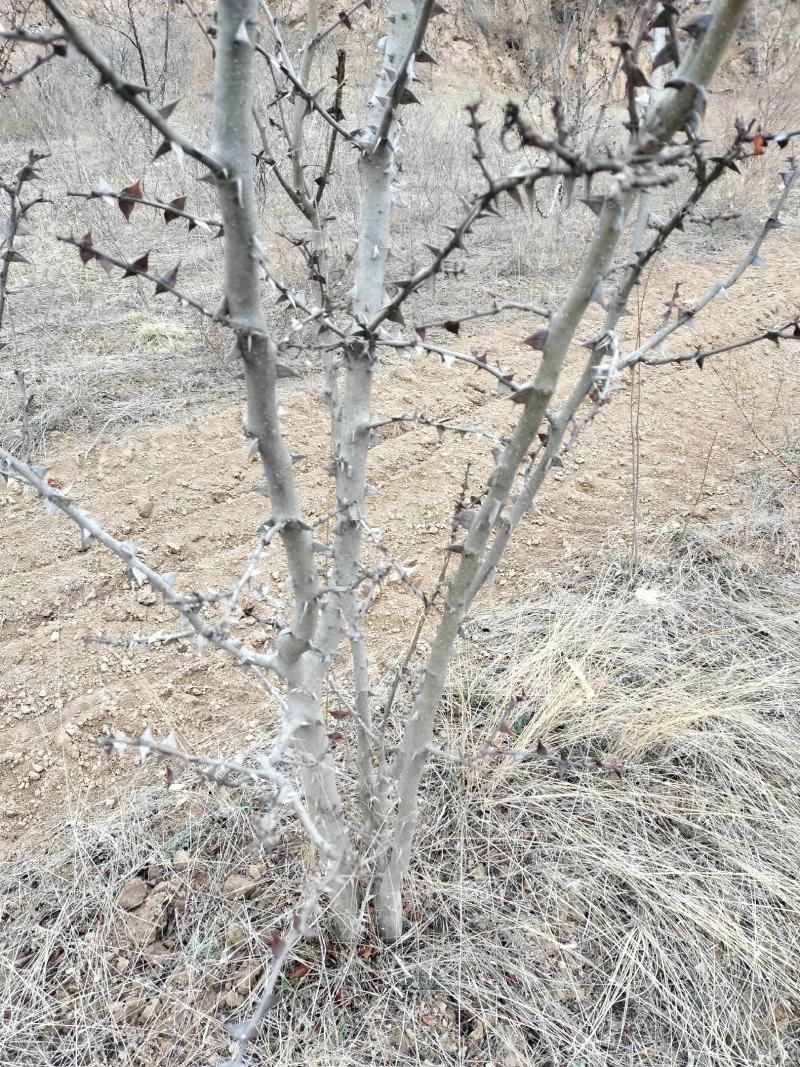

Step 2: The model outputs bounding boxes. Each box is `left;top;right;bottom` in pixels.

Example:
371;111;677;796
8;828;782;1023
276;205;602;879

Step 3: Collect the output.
4;3;798;457
2;459;799;1067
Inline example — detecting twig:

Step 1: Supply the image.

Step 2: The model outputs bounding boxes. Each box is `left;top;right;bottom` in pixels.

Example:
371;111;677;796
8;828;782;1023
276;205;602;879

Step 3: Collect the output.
0;448;286;677
680;431;718;536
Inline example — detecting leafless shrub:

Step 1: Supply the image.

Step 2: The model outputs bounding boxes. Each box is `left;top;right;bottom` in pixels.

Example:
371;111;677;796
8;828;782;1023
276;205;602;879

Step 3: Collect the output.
1;1;800;1061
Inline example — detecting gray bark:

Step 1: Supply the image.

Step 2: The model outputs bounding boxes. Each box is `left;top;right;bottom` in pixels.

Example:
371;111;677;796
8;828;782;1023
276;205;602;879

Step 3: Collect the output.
211;0;358;940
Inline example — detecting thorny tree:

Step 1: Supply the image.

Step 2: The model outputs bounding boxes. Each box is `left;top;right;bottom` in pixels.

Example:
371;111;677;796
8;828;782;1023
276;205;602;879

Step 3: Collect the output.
2;0;800;1055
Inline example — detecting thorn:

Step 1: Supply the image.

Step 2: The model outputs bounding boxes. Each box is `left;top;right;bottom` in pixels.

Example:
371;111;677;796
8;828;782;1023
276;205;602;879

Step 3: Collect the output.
154;263;180;294
158;98;181;120
163;195;187;223
681;13;713;39
522;329;549;351
580;195;606;216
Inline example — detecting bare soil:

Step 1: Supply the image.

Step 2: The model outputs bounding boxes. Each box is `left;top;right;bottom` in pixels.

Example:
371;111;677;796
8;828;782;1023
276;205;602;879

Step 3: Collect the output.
2;233;799;849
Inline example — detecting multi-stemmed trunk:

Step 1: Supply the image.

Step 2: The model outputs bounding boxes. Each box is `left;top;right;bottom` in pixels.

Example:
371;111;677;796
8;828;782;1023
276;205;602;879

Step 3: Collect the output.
29;0;758;947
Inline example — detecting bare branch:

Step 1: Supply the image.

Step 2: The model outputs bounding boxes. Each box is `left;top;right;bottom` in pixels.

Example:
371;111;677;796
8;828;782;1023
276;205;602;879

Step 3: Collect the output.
99;728;334;857
67;187;223;233
0;448;286;676
42;0;225;175
56;233;229;324
622;166;798;369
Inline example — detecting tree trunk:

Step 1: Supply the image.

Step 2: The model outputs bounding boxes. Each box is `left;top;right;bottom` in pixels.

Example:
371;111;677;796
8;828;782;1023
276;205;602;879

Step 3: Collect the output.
211;0;359;941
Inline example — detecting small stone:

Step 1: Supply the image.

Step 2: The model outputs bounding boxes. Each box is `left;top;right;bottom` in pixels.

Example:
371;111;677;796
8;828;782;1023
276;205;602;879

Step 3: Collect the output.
143;941;170;961
501;1051;525;1067
389;1028;411;1053
234;962;263;996
147;864;164;885
121;911;159;947
135;497;154;519
223;988;243;1009
117;877;148;911
172;848;190;872
111;998;145;1023
226;922;247;948
139;1000;158;1023
222;874;257;900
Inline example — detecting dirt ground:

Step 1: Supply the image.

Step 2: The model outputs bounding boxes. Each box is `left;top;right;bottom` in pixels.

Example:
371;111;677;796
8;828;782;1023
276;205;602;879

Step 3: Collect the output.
2;233;799;850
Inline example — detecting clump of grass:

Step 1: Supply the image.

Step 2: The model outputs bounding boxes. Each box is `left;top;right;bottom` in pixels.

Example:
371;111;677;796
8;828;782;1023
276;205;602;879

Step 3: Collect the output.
124;312;191;350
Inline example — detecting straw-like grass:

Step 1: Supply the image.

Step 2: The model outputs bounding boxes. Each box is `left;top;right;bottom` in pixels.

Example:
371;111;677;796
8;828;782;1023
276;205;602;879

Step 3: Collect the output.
2;473;799;1066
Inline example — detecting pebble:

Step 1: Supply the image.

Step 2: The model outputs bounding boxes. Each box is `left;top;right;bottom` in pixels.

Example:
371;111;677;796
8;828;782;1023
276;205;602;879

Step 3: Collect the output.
222;874;257;900
226;922;247;948
172;848;190;873
117;877;149;911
